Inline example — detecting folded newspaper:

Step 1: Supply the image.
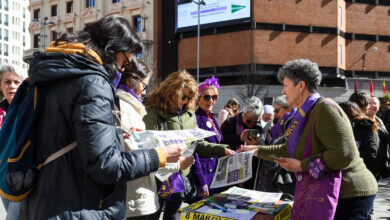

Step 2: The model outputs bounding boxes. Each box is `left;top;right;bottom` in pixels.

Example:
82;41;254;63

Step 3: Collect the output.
210;151;255;189
127;128;217;182
128;128;216;157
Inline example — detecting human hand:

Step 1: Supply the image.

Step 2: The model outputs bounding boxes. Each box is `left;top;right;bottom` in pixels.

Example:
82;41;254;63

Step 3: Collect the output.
236;145;258;153
274;157;303;172
163;143;185;163
240;129;250;141
225;148;235;156
199;188;210;198
179;156;195;170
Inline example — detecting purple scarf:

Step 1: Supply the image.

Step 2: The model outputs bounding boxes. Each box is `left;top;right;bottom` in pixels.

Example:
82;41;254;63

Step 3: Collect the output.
117;84;142;103
195;108;223;143
112;70;122;89
285;93;321;157
270;109;296;141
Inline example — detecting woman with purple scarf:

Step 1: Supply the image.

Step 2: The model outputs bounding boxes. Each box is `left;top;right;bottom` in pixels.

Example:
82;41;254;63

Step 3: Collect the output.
192;77;226;199
239;59;377;220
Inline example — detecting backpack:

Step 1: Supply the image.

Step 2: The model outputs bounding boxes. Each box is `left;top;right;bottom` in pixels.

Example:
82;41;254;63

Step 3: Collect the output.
0;80;77;202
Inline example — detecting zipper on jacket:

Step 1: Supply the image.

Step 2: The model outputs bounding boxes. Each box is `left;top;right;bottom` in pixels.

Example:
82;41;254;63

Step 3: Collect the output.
178;115;183;129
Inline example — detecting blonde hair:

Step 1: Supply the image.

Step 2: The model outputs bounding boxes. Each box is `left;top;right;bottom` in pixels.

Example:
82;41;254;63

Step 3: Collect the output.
197;86;218;104
144;70;197;113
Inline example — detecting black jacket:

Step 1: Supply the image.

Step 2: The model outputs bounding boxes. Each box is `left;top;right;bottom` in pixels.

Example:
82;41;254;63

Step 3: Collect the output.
352;119;380;179
19;52;160;220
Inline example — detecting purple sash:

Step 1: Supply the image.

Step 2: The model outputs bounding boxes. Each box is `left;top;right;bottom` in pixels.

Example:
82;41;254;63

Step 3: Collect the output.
285;93;321;157
157;172;186;201
291;99;342;220
270;109;296;141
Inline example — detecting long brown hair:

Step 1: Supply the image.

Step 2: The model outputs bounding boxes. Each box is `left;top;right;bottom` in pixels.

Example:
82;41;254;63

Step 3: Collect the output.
144;70;197;113
339;101;378;132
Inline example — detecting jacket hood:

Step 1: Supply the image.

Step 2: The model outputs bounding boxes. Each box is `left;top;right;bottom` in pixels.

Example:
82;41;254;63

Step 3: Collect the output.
28;51;110;85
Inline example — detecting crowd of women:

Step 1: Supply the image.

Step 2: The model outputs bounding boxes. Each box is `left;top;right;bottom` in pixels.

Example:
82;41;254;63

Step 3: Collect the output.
0;15;386;220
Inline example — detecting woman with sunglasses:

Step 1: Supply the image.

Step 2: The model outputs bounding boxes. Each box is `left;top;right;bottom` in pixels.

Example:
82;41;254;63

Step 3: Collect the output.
143;70;234;220
220;96;270;189
191;77;228;200
270;95;295;144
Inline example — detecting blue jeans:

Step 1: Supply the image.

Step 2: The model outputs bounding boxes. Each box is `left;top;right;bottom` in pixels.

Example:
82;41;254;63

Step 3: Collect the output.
1;197;20;220
334;195;376;220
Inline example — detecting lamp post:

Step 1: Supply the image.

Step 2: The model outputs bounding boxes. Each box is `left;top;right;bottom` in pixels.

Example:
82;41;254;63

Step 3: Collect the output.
193;0;206;84
362;47;378;71
32;16;55;49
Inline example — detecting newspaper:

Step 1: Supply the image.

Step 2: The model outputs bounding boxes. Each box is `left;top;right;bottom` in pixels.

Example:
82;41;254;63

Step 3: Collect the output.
210;151;255;189
128;128;216;182
222;187;283;203
128;128;215;157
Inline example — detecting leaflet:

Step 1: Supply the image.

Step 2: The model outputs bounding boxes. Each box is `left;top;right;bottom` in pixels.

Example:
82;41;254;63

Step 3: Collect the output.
210;151;255;189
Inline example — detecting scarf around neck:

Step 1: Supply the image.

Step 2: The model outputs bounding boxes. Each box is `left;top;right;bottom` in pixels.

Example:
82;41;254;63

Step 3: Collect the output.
117;84;142;103
285;93;321;157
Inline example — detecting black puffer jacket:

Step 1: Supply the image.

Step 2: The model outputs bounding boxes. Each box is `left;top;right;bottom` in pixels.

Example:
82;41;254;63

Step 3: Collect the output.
352;118;380;179
19;52;160;220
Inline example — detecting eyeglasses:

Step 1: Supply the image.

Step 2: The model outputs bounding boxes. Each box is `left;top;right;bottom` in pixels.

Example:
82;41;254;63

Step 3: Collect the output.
201;95;218;101
140;81;148;92
181;94;192;101
274;107;283;113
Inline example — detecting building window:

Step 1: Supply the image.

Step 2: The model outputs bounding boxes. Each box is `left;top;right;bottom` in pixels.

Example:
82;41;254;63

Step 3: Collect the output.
4;14;8;26
51;31;58;41
23;7;25;18
4;0;8;11
0;28;2;39
23;35;25;47
51;5;57;17
67;27;73;34
338;6;343;27
0;13;2;24
34;34;40;48
0;44;2;55
86;0;95;8
0;0;2;9
66;2;73;13
338;44;343;65
4;44;8;56
133;15;141;32
4;29;8;41
112;0;120;3
33;9;40;19
23;22;25;32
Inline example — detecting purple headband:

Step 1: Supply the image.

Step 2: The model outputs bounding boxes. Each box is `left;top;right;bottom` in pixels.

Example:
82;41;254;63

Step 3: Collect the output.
198;76;220;93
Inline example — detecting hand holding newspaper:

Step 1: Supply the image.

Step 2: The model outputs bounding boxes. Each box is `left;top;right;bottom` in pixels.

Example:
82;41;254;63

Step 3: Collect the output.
127;128;217;181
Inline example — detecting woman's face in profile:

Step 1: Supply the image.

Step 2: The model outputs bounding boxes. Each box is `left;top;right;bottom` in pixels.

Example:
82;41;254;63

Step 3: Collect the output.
282;77;300;108
115;52;134;73
178;87;192;109
1;71;22;104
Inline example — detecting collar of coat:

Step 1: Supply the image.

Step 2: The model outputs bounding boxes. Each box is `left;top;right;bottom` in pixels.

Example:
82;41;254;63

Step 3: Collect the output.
116;89;147;118
44;41;103;65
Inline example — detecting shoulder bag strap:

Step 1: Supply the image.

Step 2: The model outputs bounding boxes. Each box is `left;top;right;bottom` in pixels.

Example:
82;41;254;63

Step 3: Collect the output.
37;141;77;170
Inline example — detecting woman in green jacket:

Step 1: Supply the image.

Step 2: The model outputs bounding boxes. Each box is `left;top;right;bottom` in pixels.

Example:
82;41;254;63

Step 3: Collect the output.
143;70;234;220
238;59;377;220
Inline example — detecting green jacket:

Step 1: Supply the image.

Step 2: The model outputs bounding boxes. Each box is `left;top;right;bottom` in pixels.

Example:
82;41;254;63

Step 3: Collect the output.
143;107;229;175
257;98;377;199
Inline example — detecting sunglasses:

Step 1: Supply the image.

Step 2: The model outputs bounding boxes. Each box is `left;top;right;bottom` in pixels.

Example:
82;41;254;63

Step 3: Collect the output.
274;107;283;113
181;94;192;101
122;52;134;69
202;95;218;101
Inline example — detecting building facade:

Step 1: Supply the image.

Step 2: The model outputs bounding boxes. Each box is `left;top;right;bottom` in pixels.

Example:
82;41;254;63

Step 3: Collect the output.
26;0;154;82
157;0;390;108
0;0;30;73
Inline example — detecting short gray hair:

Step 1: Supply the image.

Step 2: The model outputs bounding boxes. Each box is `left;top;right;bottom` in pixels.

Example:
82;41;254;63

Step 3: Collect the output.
277;59;322;93
244;96;263;118
0;64;26;82
272;95;289;108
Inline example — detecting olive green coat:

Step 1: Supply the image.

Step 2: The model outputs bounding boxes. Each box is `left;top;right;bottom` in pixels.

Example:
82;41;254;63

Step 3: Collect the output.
257;99;377;199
